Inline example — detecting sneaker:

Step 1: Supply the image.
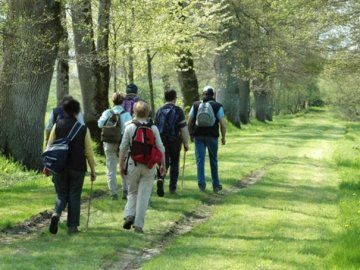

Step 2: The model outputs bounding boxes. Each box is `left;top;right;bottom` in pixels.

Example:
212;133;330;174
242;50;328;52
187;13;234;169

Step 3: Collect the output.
134;226;143;233
123;216;134;230
156;179;164;197
68;227;80;234
49;214;60;235
111;194;119;200
122;190;128;200
213;185;223;193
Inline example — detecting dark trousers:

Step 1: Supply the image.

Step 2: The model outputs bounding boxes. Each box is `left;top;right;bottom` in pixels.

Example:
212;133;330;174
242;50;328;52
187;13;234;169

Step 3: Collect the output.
158;137;182;191
53;168;85;227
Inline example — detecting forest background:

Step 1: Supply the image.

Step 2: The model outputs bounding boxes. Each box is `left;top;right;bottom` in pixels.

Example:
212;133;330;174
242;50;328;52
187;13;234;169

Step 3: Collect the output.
0;0;359;170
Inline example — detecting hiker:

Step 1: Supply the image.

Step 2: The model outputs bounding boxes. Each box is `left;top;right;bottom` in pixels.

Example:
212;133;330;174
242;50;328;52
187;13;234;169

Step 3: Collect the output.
45;95;84;144
46;99;96;234
122;83;140;116
154;89;190;196
119;101;166;233
98;92;132;200
187;86;226;193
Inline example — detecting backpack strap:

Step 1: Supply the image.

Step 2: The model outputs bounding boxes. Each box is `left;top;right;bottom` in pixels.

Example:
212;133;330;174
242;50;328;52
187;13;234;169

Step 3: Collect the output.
67;121;83;141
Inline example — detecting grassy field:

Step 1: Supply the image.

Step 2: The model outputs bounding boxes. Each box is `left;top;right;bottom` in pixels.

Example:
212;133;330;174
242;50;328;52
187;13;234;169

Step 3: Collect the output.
0;108;360;269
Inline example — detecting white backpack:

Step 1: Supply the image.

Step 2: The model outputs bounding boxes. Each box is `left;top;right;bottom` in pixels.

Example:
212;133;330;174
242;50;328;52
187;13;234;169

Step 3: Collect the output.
196;101;216;127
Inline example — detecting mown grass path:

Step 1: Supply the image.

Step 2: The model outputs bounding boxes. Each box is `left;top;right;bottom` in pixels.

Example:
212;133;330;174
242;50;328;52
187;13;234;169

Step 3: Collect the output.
0;109;348;269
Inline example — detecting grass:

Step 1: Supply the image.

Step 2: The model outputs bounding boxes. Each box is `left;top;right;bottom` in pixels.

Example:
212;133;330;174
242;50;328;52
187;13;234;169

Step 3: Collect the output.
1;108;360;269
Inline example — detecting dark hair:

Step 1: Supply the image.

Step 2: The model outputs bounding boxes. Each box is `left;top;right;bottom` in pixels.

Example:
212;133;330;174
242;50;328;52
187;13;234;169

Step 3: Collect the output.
112;92;125;105
63;99;80;116
60;95;74;105
164;89;177;102
126;83;138;94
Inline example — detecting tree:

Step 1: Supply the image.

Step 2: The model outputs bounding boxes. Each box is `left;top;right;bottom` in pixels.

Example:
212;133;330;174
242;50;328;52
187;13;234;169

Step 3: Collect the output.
0;0;61;170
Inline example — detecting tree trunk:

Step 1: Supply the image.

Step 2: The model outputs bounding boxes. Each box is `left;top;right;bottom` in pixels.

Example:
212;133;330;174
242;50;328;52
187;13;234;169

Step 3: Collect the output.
239;79;251;124
214;53;241;128
253;80;272;122
162;74;171;92
56;4;69;105
146;49;156;117
71;0;109;147
0;0;61;170
97;0;111;97
177;50;200;108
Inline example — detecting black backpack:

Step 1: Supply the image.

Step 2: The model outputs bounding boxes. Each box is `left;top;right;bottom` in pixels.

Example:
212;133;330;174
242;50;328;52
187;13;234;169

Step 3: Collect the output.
101;110;125;143
155;106;179;140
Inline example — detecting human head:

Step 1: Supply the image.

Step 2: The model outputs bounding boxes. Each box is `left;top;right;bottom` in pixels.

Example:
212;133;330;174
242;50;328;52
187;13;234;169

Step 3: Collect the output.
60;95;74;105
126;83;138;94
63;99;80;116
112;92;125;105
203;85;215;97
164;89;177;102
133;100;150;118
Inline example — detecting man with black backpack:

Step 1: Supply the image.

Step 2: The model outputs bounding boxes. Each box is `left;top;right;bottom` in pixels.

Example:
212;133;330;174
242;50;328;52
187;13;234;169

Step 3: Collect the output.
98;92;132;200
187;86;226;193
155;89;190;196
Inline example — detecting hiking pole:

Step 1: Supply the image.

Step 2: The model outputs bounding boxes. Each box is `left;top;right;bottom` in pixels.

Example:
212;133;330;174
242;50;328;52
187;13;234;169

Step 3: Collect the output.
86;180;94;231
181;150;186;191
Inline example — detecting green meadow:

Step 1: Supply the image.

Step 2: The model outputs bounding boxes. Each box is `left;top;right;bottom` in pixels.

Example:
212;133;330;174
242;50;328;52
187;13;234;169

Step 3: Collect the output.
1;108;360;269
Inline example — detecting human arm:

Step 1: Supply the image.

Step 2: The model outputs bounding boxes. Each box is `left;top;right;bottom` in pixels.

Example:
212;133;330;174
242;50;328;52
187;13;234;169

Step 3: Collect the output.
152;125;166;176
97;109;111;128
119;123;132;176
217;107;226;145
84;128;96;181
45;110;55;144
187;106;195;142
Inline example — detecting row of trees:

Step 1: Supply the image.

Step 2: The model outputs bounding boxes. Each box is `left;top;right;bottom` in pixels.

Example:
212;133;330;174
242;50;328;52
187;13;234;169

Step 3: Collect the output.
0;0;357;170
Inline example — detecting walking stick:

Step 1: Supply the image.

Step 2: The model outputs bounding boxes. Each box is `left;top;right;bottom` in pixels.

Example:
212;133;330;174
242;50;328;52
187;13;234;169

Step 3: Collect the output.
181;150;186;191
86;180;93;230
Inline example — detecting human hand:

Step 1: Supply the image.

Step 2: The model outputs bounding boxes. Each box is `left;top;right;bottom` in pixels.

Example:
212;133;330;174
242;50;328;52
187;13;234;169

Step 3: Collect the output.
160;164;166;177
120;163;126;177
221;138;226;145
184;144;189;152
43;167;51;177
90;172;96;182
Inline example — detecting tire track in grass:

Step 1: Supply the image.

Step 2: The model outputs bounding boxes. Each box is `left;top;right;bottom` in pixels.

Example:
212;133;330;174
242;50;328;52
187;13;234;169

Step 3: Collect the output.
106;159;281;270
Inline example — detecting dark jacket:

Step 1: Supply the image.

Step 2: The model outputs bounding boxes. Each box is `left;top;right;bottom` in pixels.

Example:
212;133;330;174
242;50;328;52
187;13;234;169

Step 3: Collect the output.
55;117;87;172
190;97;223;138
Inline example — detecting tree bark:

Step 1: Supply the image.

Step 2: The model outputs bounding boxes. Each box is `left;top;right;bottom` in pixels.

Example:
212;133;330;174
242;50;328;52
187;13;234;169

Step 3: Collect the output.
177;50;200;108
71;0;109;147
253;80;272;122
162;74;171;92
239;79;251;124
146;49;155;117
0;0;61;170
97;0;111;97
56;4;69;105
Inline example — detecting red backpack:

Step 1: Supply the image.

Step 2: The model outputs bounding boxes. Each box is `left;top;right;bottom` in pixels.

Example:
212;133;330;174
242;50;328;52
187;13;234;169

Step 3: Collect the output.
130;121;163;169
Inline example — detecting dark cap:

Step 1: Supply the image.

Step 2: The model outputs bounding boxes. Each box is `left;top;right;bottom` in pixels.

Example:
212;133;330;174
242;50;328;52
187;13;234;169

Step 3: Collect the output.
126;83;138;94
203;85;214;96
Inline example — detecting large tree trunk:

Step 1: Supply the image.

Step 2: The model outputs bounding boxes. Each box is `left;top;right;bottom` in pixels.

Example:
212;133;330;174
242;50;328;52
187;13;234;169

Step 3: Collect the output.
253;80;272;122
97;0;111;97
177;50;200;108
56;4;69;105
71;0;109;147
215;53;241;128
0;0;61;170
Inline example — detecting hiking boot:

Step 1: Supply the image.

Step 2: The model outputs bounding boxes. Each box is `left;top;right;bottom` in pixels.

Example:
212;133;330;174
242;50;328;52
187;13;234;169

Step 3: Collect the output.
198;185;206;192
169;189;177;195
213;185;223;193
49;214;60;235
68;227;80;234
123;216;134;230
122;190;128;200
134;226;143;233
156;179;164;197
111;194;118;200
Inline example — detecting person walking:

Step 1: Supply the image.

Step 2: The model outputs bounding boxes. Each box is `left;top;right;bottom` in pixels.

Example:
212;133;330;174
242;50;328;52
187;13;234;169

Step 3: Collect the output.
119;101;166;233
98;93;132;200
187;86;226;193
45;95;84;144
154;89;190;196
46;99;96;234
122;83;140;116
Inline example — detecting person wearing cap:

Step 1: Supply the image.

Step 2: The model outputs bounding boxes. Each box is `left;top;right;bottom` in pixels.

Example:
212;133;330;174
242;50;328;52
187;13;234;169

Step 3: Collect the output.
98;92;132;200
187;86;226;193
122;83;140;116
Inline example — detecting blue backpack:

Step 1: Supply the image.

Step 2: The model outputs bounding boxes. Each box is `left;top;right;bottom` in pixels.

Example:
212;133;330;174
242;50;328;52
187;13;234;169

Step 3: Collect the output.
155;106;179;140
42;121;83;173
